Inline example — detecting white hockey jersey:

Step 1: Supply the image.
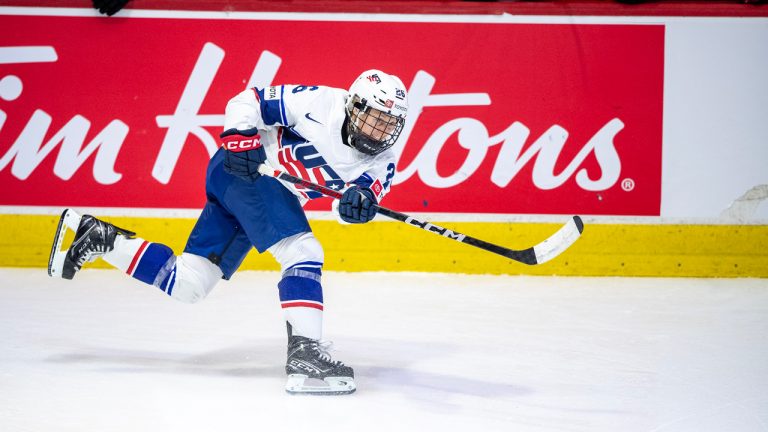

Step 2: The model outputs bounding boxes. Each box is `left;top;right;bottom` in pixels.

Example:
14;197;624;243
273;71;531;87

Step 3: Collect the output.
223;85;396;206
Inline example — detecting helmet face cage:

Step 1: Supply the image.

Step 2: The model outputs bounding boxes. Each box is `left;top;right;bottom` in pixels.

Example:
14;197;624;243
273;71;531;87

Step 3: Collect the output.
346;97;405;156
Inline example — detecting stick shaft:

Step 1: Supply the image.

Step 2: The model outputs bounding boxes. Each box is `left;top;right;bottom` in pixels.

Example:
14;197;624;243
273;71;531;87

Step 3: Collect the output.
258;165;582;265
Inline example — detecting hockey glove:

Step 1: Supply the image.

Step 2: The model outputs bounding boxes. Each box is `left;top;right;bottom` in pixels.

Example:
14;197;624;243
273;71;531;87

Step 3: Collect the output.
221;127;266;182
338;186;378;224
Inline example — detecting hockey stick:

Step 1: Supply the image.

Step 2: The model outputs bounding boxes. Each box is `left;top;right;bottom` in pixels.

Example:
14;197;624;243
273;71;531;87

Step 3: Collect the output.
257;165;584;265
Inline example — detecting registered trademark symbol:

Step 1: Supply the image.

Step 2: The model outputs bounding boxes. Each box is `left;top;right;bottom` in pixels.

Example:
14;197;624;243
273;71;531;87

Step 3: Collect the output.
621;178;635;192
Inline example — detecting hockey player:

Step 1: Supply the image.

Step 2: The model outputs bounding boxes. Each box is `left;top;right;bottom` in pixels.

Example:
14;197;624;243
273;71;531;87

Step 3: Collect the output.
48;70;409;395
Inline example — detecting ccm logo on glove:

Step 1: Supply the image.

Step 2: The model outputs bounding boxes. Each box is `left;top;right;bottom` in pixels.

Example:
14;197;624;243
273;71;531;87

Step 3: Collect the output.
220;127;267;182
222;134;261;152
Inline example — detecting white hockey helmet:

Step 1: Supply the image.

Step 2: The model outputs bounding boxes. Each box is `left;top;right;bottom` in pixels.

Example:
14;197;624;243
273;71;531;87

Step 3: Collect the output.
345;69;408;156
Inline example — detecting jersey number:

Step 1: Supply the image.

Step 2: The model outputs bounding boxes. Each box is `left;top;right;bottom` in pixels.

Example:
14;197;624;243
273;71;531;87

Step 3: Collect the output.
383;163;395;190
292;85;319;94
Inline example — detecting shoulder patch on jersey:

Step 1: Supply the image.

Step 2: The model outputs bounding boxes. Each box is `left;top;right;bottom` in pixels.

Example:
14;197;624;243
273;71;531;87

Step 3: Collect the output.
265;86;281;100
370;179;384;199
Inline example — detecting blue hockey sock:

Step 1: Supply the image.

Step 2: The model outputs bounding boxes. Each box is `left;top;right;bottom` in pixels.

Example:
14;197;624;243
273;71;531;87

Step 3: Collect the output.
103;237;177;296
278;261;323;339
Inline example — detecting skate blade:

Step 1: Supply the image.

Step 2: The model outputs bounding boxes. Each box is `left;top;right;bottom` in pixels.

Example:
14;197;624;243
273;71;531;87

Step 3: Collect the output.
47;209;82;279
285;374;356;395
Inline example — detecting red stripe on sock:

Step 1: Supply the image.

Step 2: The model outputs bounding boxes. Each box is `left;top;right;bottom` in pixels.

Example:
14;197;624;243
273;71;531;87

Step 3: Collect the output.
281;302;324;311
127;241;149;276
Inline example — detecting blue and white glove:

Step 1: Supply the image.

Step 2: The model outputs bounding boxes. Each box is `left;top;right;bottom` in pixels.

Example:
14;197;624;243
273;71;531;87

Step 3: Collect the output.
220;127;266;182
338;186;378;224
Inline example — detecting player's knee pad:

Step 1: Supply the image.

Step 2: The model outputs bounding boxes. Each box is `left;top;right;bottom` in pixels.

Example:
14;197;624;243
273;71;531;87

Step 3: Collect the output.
268;231;324;272
168;252;224;304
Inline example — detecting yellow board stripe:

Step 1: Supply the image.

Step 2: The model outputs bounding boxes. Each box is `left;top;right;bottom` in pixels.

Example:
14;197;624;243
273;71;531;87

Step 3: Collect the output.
2;214;766;278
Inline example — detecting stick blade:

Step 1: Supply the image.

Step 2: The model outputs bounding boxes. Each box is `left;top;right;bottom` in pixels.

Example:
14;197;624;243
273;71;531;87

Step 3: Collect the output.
529;215;583;265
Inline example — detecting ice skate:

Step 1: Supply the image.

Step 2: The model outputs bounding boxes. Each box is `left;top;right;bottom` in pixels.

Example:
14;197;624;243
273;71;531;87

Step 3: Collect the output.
48;209;135;280
284;323;356;395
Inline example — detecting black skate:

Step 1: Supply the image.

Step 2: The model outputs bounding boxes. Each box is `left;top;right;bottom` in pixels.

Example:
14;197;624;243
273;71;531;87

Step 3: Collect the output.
285;323;356;395
48;209;135;279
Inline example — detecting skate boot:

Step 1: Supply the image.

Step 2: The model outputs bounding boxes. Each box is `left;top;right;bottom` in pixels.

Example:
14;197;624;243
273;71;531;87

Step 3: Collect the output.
284;323;356;395
48;209;135;279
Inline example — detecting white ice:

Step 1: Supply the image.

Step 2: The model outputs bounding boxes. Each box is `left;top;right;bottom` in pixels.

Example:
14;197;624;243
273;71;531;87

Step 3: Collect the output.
1;268;767;432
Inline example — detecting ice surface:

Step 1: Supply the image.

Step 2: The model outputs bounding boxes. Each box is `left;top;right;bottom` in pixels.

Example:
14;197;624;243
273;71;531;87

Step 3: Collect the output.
1;268;767;432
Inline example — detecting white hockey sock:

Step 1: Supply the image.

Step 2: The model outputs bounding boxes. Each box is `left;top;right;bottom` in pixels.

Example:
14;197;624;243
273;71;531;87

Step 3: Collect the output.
284;307;323;340
102;235;145;273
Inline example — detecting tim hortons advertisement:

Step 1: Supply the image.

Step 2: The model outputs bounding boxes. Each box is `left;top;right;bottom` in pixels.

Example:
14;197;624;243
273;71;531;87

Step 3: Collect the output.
0;14;664;215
